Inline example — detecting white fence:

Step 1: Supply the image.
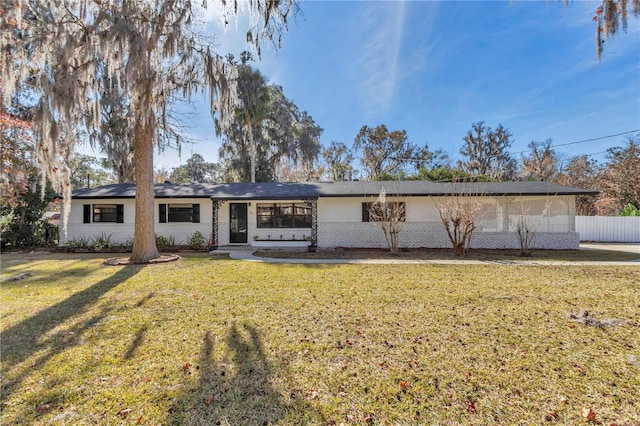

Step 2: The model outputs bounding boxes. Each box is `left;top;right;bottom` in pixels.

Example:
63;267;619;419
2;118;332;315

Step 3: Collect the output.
576;216;640;242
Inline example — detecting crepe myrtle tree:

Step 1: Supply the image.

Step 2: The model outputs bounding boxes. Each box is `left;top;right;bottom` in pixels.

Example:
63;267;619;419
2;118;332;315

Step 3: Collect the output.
367;187;405;254
434;181;485;256
509;197;552;257
1;0;296;262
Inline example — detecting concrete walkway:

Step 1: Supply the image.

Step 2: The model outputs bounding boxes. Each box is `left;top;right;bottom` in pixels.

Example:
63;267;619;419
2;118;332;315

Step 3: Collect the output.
211;243;640;266
580;243;640;254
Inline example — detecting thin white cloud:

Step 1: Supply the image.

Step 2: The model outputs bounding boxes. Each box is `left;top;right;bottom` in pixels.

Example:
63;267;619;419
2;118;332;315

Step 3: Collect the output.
197;1;264;58
355;1;408;114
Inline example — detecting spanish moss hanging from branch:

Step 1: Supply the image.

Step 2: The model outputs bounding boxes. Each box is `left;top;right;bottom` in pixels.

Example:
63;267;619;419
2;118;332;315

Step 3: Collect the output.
1;0;297;261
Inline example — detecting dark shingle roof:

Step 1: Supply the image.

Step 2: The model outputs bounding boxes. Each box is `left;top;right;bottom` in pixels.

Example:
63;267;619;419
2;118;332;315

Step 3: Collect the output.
207;182;322;199
314;181;598;197
72;183;222;199
71;181;597;199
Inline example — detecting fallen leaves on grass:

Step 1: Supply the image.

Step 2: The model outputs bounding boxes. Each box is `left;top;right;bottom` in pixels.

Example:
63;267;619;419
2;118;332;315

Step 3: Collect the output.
545;410;560;421
2;256;639;425
117;408;132;417
466;401;477;414
582;407;599;423
36;403;53;414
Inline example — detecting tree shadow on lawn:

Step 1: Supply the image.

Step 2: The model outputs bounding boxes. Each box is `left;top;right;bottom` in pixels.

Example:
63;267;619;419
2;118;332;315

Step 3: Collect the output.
0;257;106;289
167;322;322;425
0;265;143;404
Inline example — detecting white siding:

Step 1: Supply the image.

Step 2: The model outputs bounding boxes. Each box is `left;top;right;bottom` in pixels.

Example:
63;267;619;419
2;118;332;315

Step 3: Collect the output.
61;199;136;245
156;198;213;245
61;198;214;246
63;194;580;249
576;216;640;242
317;195;579;250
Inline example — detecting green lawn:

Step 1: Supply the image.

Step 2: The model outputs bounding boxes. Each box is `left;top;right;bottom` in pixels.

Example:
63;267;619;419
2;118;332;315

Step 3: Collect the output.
1;253;639;425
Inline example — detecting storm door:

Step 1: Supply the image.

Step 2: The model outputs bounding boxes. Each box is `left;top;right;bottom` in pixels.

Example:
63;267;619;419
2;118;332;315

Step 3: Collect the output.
229;203;248;243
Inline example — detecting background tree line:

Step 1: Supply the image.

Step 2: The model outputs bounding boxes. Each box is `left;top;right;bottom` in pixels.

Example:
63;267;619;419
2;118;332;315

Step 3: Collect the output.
158;121;638;217
4;94;638;218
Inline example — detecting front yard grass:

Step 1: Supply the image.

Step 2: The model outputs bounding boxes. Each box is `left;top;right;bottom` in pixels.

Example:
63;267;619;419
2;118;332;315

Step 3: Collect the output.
254;247;640;262
1;253;639;425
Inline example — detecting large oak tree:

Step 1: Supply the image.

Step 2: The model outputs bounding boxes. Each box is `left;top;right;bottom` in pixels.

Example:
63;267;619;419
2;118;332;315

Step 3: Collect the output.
458;121;516;181
322;141;354;182
216;60;322;183
1;0;294;262
597;137;640;215
353;124;417;180
519;140;559;182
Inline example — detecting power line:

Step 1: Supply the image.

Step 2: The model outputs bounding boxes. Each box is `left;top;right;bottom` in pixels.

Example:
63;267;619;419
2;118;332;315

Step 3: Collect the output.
390;129;640;162
582;150;609;158
510;129;640;156
551;129;639;148
379;129;639;183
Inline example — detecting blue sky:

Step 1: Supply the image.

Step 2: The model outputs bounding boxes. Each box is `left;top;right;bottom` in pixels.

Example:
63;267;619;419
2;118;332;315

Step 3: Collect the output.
153;0;640;172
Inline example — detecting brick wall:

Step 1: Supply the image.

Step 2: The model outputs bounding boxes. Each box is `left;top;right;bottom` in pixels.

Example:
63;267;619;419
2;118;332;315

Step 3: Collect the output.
318;222;580;250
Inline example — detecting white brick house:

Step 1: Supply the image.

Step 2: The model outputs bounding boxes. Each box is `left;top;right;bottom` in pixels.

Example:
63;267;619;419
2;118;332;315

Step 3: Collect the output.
63;181;596;250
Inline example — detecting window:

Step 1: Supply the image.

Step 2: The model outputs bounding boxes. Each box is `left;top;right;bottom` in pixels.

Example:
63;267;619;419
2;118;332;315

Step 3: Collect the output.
257;204;275;228
362;202;406;222
256;203;312;228
158;203;200;223
86;204;123;223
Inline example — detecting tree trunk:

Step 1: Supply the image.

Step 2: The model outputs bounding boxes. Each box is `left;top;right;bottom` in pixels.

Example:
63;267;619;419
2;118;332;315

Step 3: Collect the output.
129;117;160;262
244;107;255;183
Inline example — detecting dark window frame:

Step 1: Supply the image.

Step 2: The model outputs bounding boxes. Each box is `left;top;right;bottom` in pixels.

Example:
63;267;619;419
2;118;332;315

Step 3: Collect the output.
159;203;200;223
159;204;167;223
83;204;91;223
256;203;312;229
91;204;124;223
362;202;406;222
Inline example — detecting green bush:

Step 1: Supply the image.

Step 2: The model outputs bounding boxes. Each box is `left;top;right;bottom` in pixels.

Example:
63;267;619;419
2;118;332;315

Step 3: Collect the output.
620;203;639;216
63;236;91;249
188;231;206;248
1;214;58;249
91;233;113;251
0;177;56;250
155;234;175;248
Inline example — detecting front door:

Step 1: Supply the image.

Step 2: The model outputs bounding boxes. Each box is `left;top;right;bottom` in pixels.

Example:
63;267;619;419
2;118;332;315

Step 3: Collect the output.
229;203;248;243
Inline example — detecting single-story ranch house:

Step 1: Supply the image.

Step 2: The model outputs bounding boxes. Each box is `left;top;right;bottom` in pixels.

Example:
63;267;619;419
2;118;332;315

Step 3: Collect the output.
63;181;597;250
